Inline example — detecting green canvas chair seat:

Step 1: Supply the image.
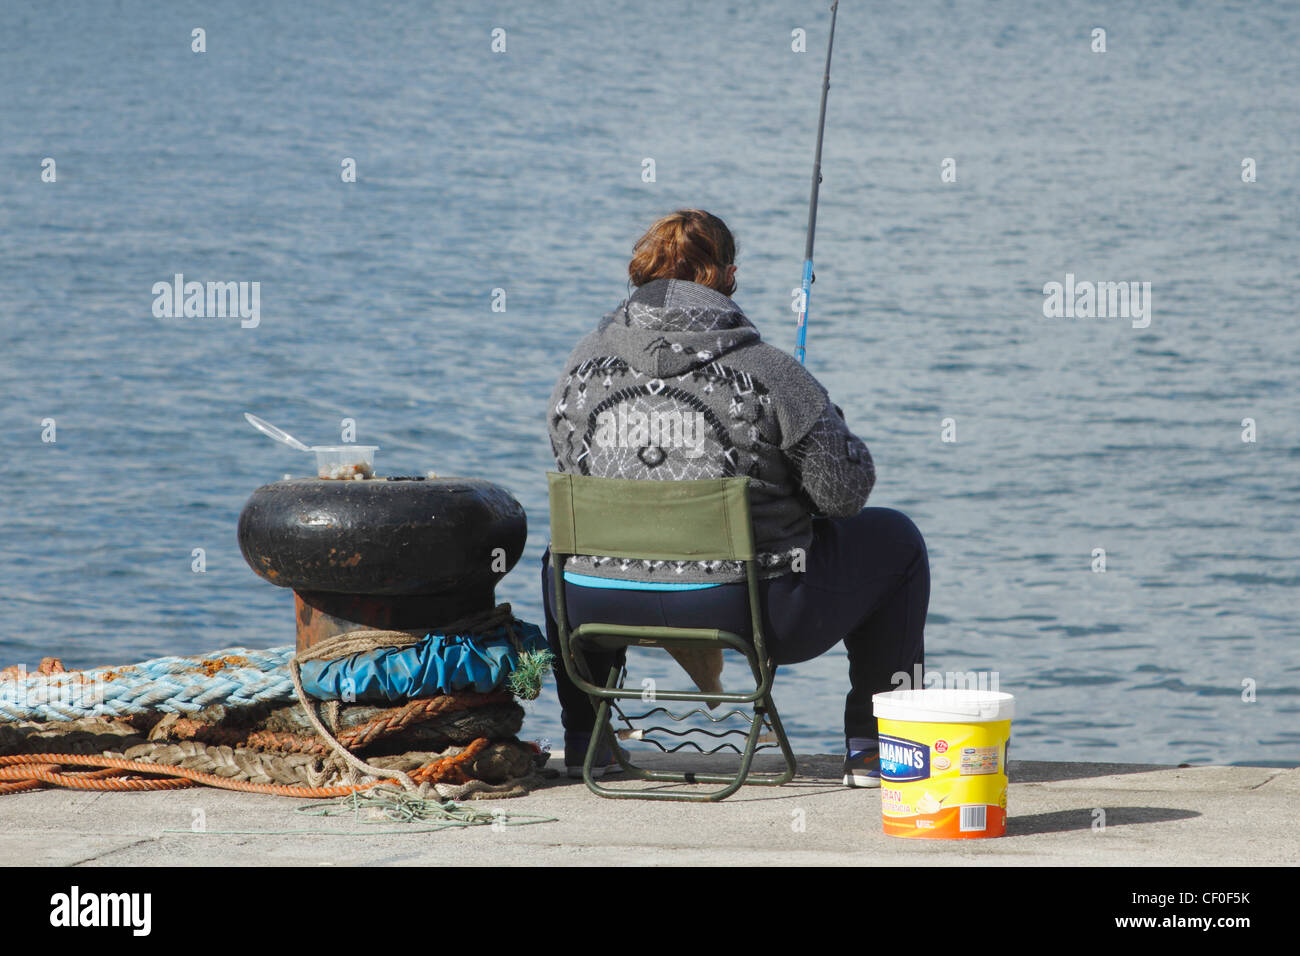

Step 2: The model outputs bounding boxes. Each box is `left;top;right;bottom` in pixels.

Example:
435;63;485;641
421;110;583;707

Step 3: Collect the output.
547;472;797;801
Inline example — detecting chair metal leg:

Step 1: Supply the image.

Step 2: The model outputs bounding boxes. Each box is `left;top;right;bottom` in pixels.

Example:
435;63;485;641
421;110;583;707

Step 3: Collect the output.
578;654;798;802
748;695;798;786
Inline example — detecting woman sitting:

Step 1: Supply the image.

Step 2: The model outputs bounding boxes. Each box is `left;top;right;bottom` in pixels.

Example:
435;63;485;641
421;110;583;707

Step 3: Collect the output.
542;209;928;787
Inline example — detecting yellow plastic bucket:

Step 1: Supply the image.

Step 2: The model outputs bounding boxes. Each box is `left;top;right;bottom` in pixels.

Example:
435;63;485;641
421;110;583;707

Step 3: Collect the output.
872;688;1015;839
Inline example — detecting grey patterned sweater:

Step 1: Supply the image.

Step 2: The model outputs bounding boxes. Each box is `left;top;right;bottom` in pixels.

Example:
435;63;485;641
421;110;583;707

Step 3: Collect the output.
548;277;875;583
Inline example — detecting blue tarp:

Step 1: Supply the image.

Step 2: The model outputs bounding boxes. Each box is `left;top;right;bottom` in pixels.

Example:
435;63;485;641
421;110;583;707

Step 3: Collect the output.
299;621;548;703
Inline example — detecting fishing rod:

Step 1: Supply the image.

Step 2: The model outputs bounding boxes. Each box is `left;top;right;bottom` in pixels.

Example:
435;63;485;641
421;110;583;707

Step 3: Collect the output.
794;0;840;365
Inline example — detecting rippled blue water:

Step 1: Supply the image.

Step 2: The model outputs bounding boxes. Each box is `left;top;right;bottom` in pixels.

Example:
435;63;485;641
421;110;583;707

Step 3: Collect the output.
2;1;1297;765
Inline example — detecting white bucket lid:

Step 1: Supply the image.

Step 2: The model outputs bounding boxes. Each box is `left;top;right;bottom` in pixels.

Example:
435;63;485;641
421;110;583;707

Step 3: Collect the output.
873;688;1015;723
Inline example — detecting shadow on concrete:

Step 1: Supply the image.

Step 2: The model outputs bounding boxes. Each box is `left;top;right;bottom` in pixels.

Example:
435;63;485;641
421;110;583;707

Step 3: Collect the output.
1008;760;1171;783
546;751;840;782
551;781;850;804
1007;805;1200;836
787;757;1182;785
536;767;847;800
538;750;849;801
544;753;1196;793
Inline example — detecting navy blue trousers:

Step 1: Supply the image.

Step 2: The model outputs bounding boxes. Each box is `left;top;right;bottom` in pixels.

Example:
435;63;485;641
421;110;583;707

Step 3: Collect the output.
541;507;929;741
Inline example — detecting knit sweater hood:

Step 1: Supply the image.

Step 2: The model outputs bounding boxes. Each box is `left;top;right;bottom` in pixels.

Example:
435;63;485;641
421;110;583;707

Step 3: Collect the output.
592;277;761;377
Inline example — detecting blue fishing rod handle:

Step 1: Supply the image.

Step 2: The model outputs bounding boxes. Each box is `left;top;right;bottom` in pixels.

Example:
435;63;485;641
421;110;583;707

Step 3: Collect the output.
795;258;814;363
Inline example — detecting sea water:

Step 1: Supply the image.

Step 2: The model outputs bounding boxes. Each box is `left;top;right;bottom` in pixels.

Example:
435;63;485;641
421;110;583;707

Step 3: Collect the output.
1;0;1297;764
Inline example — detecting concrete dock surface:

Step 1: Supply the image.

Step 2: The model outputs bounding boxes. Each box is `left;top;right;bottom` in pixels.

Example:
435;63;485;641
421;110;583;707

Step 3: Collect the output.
0;753;1295;866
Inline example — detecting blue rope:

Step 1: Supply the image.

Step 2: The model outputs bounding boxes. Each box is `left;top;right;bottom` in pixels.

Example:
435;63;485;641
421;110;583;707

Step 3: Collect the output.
0;647;296;722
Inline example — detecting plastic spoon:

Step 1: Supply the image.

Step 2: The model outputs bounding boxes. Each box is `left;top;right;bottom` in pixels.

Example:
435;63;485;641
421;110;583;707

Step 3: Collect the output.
243;413;313;453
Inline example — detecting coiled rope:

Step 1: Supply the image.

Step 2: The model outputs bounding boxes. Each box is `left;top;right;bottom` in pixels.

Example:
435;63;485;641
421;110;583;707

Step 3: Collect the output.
0;743;491;797
289;606;521;793
153;691;517;753
0;647;295;722
0;605;545;800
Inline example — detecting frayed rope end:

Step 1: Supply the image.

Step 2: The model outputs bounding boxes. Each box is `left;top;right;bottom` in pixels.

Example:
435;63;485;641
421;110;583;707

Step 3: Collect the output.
507;650;555;700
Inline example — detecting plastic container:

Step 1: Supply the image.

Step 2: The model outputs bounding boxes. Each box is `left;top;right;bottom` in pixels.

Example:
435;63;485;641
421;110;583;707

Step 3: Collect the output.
312;445;378;480
872;688;1015;839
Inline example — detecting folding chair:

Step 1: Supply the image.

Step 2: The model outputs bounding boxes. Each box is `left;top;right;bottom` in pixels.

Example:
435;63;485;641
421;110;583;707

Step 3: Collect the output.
547;472;798;801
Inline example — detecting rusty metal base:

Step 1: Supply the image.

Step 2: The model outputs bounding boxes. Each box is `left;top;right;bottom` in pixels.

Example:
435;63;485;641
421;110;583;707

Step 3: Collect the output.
293;589;496;652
